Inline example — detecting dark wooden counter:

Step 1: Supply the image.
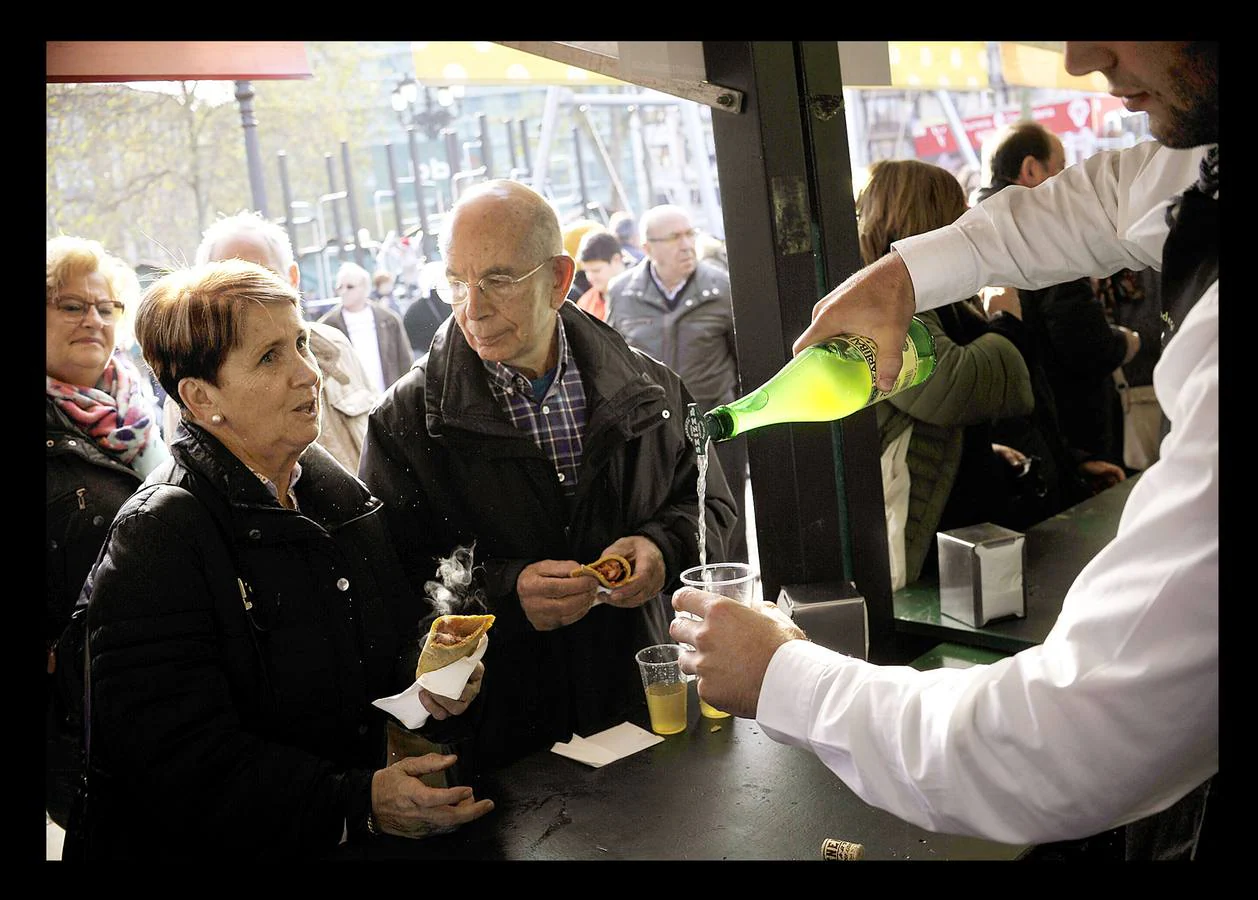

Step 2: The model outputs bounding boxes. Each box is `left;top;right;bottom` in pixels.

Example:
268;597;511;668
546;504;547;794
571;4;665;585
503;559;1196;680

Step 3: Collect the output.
893;475;1140;653
344;680;1025;861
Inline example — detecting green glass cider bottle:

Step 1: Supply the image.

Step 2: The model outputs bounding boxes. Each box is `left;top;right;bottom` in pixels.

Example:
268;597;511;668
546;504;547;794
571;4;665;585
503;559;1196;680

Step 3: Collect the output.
686;317;936;447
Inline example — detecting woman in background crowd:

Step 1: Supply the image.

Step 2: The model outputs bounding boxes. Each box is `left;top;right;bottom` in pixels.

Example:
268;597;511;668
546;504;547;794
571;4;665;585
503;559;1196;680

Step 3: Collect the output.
46;235;169;827
857;161;1034;588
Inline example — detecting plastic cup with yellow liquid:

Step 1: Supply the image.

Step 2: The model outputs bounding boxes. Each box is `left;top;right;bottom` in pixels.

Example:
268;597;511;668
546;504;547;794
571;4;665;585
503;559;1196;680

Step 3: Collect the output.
635;643;689;735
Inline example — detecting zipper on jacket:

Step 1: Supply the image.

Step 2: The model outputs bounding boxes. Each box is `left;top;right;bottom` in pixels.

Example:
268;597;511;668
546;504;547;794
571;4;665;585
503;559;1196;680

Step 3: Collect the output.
76;488;86;510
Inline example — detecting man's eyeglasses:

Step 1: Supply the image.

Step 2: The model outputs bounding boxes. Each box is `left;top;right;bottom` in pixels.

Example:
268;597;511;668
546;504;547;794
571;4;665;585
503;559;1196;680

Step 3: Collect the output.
435;257;555;306
645;228;699;244
48;297;125;324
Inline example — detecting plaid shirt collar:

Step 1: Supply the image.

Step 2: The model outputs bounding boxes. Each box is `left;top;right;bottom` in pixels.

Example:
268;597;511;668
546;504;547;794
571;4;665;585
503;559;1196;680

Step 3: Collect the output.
481;315;573;400
482;315;587;495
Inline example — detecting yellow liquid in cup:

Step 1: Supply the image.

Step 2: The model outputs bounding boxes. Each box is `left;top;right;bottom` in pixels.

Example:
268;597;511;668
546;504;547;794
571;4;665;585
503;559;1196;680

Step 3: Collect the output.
645;682;688;734
699;698;731;719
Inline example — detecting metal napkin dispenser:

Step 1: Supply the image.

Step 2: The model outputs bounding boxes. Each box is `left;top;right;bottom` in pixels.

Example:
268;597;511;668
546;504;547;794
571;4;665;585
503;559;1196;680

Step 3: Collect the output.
938;523;1026;627
776;580;868;660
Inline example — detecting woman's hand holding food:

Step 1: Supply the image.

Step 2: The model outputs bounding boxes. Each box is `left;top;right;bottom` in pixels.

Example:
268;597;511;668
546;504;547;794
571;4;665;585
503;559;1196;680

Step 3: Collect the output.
418;661;484;721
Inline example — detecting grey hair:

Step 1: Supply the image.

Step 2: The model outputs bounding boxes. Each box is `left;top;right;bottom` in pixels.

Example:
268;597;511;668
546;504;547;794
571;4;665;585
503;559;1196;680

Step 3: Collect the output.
195;210;295;272
335;261;371;288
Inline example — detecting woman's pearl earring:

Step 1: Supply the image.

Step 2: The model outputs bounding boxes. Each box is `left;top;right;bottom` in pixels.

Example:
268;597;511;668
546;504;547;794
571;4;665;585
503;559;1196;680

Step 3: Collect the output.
210;414;224;425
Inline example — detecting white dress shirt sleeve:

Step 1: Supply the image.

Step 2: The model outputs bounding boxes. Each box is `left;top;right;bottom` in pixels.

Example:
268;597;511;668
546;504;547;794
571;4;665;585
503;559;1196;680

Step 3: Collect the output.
756;140;1218;846
892;141;1205;311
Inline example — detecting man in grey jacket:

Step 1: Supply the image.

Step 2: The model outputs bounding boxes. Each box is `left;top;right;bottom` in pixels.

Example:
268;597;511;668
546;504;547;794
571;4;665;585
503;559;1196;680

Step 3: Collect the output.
605;204;747;562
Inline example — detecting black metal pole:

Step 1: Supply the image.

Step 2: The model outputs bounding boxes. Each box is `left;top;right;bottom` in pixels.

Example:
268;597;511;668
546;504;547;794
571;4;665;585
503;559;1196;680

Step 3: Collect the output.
477;112;493;178
517;118;531;170
572;126;590;212
505;118;519;171
234;81;269;217
340;140;366;269
406;126;434;258
384;142;405;238
324;153;345;265
276;150;298;260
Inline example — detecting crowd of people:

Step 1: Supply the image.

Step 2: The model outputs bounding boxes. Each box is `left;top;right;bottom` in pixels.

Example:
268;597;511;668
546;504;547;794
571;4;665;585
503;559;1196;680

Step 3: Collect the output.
46;186;741;859
46;39;1216;861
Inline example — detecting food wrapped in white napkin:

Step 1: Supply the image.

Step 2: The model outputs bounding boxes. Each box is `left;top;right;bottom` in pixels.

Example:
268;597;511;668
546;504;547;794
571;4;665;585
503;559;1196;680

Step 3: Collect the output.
372;614;493;729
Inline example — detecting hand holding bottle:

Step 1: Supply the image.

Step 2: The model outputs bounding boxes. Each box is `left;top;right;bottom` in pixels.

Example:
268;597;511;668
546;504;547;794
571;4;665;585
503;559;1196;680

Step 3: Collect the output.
793;251;918;393
694;315;935;445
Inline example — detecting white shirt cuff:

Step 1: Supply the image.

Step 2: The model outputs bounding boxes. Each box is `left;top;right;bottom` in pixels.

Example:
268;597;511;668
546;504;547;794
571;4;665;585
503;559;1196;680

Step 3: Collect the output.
892;226;982;313
756;639;859;746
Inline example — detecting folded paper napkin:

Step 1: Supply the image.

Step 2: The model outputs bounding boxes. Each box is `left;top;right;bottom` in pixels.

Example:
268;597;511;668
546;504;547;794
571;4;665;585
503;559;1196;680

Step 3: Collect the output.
551;722;663;768
372;633;489;729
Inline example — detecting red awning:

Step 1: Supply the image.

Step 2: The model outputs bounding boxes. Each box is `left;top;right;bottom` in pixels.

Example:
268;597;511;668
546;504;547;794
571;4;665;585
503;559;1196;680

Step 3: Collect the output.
46;41;312;83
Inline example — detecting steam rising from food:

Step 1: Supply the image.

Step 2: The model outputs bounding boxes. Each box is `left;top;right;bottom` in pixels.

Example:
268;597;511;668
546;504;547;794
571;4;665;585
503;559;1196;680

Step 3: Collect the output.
424;543;487;617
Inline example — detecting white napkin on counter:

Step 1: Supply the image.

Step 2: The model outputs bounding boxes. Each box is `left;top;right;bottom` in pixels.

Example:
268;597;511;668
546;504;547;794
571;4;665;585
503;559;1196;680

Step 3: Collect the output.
551;721;663;768
371;633;489;729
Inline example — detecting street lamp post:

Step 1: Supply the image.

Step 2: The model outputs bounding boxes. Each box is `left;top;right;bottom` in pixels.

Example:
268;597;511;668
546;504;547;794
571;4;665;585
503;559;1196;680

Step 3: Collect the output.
391;75;458;141
391;75;460;249
234;80;269;217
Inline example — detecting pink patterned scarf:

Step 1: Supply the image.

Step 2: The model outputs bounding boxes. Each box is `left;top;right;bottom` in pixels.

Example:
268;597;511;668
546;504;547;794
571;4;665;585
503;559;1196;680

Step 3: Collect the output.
46;352;159;467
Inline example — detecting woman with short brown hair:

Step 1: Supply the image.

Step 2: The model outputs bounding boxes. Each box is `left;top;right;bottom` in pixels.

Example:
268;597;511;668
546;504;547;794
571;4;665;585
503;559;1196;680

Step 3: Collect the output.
67;260;492;859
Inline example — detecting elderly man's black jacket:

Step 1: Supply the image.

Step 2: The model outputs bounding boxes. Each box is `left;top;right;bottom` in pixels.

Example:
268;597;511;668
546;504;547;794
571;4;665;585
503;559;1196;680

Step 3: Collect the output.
359;302;737;772
74;424;441;859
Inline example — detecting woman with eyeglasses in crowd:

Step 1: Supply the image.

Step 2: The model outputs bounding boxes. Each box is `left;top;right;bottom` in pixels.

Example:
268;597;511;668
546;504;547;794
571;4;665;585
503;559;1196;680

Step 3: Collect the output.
45;235;170;828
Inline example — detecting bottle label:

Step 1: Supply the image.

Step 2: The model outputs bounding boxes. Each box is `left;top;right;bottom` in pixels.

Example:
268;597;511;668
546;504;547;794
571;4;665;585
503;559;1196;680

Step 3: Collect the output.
845;333;919;404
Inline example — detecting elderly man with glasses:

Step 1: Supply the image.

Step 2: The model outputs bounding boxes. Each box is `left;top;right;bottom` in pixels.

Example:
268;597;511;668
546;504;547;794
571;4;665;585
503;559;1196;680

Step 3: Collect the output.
606;204;747;563
359;180;737;775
